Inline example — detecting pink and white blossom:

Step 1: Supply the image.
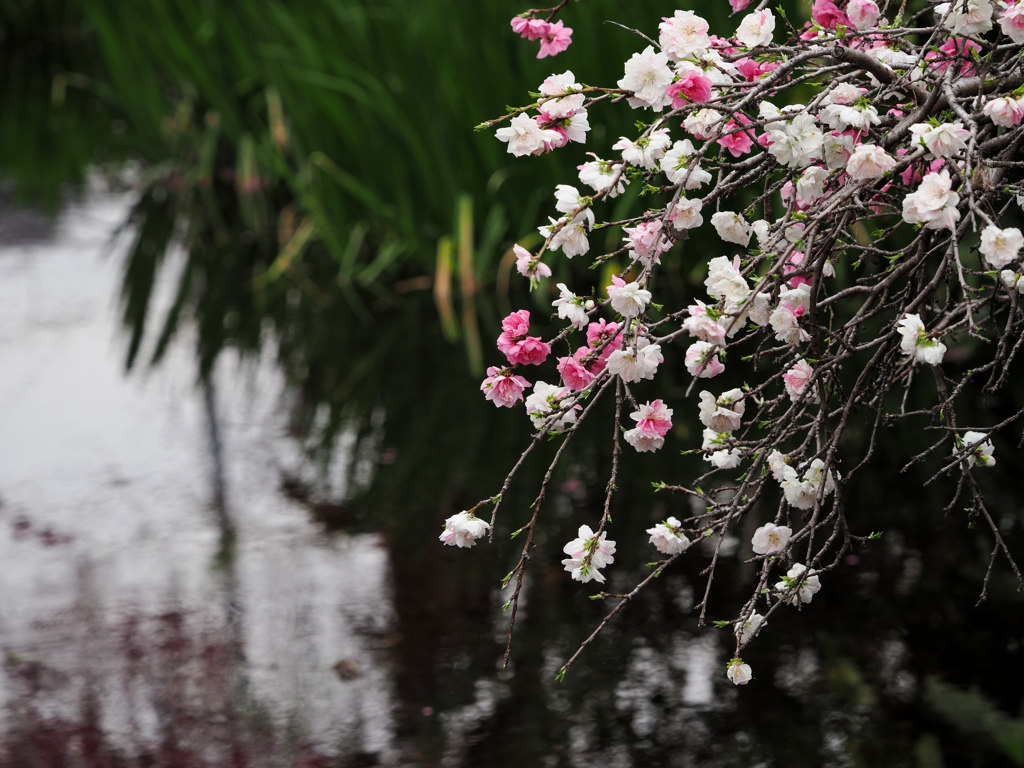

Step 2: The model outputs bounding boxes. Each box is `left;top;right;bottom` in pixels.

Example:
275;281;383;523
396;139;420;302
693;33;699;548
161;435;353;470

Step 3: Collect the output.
539;71;585;118
659;10;711;59
495;114;561;157
439;511;492;548
514;243;552;282
683;302;727;345
562;525;616;583
847;144;896;179
982;97;1024;127
935;0;994;34
685;341;725;378
623;219;671;266
783;359;818;402
909;121;969;158
847;0;881;29
736;9;776;48
698;388;745;432
727;658;753;685
998;0;1024;43
607;275;652;318
668;197;705;230
647;516;690;554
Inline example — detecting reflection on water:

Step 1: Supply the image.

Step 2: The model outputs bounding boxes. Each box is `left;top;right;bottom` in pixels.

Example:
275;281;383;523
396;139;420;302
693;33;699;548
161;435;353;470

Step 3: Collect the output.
0;184;396;764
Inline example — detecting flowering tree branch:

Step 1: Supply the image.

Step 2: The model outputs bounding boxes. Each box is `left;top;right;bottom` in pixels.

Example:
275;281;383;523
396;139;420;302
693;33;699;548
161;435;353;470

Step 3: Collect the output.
441;0;1024;688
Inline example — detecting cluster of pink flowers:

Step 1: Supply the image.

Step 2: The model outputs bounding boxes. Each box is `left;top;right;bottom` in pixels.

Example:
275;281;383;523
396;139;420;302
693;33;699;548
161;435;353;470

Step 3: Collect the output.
510;16;572;58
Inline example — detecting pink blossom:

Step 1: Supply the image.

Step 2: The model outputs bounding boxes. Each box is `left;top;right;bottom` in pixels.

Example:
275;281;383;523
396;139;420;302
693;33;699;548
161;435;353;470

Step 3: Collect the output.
685;341;726;378
730;0;752;11
999;1;1024;43
632;399;674;437
847;0;881;29
983;97;1024;127
924;38;980;77
514;244;552;281
847;144;896;180
537;20;573;59
585;319;623;371
784;252;811;288
497;310;551;366
717;116;755;157
783;359;817;402
734;57;777;81
558;354;596;391
683;301;727;345
812;0;851;28
481;366;531;407
623;219;671;266
708;34;739;55
666;70;713;105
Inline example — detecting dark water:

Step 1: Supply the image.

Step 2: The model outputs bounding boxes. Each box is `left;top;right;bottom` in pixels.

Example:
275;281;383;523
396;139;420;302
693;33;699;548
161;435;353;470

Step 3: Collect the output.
0;1;1022;766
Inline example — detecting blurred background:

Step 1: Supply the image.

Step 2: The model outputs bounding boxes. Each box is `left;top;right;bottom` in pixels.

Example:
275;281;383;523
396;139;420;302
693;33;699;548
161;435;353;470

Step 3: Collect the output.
0;0;1022;765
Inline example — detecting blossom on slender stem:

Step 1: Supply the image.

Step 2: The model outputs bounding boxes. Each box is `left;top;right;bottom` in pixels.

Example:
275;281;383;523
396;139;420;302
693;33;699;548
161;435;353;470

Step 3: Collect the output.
735;612;765;644
727;658;753;685
439;511;492;548
736;9;776;48
607;275;652;318
776;563;821;604
497;310;551;366
751;523;793;555
480;367;531;408
979;225;1023;269
553;283;590;329
525;381;579;432
495;114;560;157
957;431;996;468
625;399;673;452
562;525;616;583
896;313;946;365
685;341;725;378
647;516;690;554
514;244;552;285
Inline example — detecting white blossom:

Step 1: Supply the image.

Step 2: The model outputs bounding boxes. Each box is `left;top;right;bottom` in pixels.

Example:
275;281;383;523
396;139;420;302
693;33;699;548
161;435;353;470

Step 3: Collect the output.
957;431;996;468
979;225;1023;269
439;511;492;548
647;516;691;554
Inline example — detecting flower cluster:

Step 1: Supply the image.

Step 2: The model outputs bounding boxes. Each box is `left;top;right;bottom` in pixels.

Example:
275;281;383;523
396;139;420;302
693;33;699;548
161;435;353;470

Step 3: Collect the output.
460;0;1024;690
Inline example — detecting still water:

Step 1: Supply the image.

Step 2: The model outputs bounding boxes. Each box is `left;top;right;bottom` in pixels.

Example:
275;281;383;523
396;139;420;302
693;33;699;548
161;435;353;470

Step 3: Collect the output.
0;184;1021;767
